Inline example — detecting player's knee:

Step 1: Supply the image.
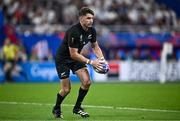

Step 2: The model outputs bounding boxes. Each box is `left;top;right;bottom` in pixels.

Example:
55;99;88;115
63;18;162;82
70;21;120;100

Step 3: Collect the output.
83;79;91;88
62;87;71;95
65;88;71;94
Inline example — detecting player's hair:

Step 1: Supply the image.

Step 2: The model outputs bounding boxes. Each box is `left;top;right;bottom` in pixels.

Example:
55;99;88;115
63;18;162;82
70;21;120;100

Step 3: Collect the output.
79;7;94;16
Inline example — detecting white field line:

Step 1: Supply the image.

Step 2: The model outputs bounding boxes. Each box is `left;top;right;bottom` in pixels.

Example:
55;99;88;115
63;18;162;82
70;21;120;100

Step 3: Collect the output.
0;120;170;121
0;101;180;113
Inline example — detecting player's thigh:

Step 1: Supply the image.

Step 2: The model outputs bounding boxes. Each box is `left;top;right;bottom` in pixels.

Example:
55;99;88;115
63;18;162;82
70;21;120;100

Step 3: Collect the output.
55;62;70;79
75;67;91;83
60;78;71;91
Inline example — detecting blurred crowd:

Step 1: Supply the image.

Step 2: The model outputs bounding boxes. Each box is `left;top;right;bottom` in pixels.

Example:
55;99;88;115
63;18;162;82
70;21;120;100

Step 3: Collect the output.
0;0;179;32
0;0;179;57
0;0;180;82
0;37;53;82
0;0;179;60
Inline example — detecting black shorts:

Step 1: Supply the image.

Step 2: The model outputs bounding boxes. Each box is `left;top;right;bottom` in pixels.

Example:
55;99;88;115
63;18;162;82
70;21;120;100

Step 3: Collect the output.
55;59;86;79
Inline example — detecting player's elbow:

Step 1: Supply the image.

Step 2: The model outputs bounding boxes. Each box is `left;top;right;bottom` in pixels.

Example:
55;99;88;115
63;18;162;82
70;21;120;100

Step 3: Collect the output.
70;53;78;60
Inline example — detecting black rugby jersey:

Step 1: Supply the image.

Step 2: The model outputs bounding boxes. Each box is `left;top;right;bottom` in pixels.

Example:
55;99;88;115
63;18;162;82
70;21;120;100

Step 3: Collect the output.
56;23;96;62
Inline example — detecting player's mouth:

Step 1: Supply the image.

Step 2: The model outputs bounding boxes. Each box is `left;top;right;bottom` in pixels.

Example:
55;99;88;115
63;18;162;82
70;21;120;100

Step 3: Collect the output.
87;23;93;27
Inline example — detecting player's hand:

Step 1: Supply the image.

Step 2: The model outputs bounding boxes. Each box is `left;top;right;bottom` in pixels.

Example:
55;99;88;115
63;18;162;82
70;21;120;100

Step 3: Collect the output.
91;59;103;70
98;58;108;65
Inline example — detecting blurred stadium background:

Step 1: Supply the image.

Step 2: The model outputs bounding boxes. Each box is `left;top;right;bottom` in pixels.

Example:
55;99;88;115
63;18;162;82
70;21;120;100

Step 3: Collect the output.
0;0;180;120
0;0;180;83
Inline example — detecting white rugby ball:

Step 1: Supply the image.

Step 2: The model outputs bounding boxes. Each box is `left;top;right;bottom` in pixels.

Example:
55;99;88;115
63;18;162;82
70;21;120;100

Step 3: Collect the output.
93;63;109;74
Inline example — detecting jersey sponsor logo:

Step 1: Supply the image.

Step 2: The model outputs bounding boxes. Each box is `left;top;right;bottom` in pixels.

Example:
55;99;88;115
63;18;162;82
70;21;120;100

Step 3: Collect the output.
88;34;92;39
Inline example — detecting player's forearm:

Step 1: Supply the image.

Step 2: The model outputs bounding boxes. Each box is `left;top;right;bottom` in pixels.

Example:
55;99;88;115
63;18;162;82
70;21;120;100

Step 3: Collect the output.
91;42;104;59
93;46;104;59
71;52;91;64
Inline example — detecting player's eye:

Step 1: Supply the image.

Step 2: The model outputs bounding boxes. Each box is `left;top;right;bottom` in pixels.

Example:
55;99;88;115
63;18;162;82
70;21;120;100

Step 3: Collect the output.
87;17;94;20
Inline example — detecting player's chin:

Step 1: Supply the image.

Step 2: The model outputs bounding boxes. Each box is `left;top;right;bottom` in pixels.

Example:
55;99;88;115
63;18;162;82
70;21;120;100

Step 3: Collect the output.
87;24;93;27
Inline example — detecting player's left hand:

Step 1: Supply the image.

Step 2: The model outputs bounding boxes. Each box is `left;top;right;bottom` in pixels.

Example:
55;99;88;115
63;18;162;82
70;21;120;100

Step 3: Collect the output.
98;58;108;65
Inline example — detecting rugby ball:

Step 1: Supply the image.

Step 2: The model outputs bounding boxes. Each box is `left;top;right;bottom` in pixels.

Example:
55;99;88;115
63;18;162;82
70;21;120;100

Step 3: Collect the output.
93;63;109;74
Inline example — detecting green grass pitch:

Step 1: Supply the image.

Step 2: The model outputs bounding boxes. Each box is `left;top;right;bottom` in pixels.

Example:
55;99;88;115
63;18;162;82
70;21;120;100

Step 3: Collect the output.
0;82;180;121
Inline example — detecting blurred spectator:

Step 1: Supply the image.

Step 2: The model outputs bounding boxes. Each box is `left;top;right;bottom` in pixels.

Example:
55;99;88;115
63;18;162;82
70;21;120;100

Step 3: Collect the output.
34;19;51;34
4;24;21;45
30;40;52;61
62;0;78;25
151;50;160;61
115;49;126;60
2;38;19;82
139;49;151;61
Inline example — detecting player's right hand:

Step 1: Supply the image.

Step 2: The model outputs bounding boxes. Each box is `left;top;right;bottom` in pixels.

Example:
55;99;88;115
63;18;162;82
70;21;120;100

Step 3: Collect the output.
91;59;103;70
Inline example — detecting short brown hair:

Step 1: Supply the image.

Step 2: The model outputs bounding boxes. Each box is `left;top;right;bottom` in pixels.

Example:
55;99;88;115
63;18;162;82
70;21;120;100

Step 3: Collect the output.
79;7;94;16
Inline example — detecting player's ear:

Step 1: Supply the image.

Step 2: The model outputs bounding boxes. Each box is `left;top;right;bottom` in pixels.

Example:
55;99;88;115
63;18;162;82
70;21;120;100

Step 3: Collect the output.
79;16;83;21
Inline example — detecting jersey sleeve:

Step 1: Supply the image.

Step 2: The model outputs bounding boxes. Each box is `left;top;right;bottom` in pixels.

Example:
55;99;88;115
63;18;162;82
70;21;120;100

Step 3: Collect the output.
90;27;97;43
68;31;79;48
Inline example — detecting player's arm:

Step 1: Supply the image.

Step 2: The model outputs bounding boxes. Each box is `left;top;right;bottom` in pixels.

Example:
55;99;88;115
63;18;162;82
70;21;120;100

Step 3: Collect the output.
91;41;108;65
69;47;90;64
68;31;90;64
69;47;102;69
68;30;101;68
91;41;104;60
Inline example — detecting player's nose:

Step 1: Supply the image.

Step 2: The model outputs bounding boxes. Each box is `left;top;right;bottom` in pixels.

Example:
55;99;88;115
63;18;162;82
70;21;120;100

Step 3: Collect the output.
90;19;93;23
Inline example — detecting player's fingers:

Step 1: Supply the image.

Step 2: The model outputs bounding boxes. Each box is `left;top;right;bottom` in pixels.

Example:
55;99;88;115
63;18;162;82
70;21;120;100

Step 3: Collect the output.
99;59;108;65
99;59;105;64
96;66;103;70
97;62;103;67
